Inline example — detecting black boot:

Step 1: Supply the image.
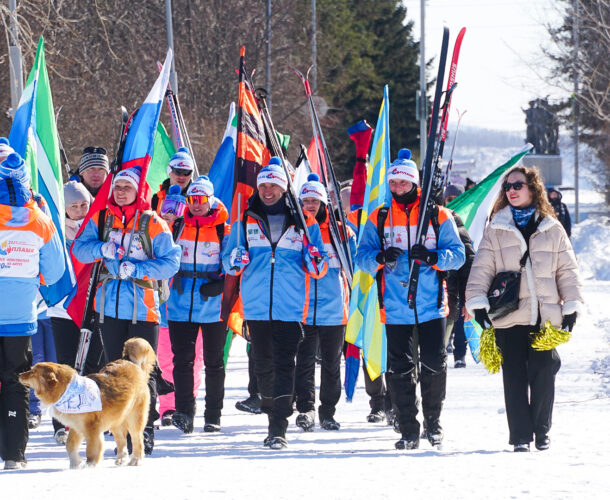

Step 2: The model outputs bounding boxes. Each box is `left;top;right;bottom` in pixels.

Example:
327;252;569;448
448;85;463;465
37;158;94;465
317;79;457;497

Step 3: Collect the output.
295;411;315;432
235;394;262;414
420;365;446;447
143;426;154;455
265;416;288;449
172;412;194;434
152;363;175;396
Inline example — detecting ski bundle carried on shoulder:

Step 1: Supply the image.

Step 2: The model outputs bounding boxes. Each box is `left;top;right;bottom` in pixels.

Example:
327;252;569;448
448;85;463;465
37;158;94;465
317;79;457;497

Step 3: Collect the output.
294;68;354;286
406;27;466;311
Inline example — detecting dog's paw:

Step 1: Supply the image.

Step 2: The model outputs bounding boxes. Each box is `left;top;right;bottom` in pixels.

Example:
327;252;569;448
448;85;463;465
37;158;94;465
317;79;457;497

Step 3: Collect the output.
85;461;98;468
69;460;84;470
115;454;128;466
127;456;142;466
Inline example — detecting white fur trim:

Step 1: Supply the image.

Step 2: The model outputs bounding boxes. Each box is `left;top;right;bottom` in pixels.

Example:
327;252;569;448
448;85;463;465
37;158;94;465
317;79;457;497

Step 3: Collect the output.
466;296;490;316
562;300;583;316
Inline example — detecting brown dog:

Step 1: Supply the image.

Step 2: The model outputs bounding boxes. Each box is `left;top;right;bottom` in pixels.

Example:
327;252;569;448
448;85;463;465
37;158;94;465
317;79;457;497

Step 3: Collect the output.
19;337;156;468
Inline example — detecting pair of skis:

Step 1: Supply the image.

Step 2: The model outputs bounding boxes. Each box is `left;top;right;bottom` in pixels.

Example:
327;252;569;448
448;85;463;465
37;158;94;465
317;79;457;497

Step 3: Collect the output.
407;27;466;311
293;69;354;287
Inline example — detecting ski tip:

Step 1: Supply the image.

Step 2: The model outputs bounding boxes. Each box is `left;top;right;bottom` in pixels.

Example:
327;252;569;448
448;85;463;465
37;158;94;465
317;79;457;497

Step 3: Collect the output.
397;148;412;160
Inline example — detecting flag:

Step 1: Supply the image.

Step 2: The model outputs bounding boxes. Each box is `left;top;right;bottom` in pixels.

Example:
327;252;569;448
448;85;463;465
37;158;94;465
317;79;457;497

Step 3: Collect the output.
293;154;311;194
344;85;391;397
447;144;533;250
307;136;323;177
347;120;373;211
8;37;74;306
208;102;237;209
148;121;176;192
67;50;173;326
221;46;271;336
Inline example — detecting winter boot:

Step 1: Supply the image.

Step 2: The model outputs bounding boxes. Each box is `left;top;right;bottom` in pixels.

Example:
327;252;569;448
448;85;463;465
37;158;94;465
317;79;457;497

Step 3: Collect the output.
28;413;41;430
366;409;386;423
421;365;446;446
514;443;530;452
203;417;221;433
235;394;262;414
320;416;341;431
425;421;444;447
535;435;550;451
395;435;419;450
265;436;288;449
172;412;194;434
4;460;26;470
54;427;68;445
265;416;288;449
143;426;155;455
295;411;315;432
454;358;466;368
161;410;175;427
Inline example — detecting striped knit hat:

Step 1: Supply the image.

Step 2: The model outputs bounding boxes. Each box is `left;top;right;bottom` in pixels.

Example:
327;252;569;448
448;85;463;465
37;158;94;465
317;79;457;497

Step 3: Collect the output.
79;146;110;174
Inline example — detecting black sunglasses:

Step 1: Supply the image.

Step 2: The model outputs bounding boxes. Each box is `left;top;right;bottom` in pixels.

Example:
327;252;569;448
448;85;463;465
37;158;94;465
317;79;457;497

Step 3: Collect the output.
171;168;192;177
503;181;526;192
82;146;107;156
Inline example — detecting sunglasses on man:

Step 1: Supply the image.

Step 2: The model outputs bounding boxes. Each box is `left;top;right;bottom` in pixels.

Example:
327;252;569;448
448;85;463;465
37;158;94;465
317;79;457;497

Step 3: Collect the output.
503;181;526;192
171;168;192;177
186;195;209;205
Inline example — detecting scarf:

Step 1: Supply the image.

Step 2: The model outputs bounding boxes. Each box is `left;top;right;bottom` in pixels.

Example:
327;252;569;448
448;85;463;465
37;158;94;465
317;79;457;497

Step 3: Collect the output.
53;374;102;414
510;205;536;228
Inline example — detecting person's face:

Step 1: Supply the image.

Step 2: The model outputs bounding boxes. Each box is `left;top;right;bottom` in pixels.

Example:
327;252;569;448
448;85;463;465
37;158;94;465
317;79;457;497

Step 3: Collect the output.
389;179;413;196
548;191;559;200
301;197;322;216
258;183;284;206
113;180;137;206
187;196;210;216
504;172;533;208
444;195;457;205
169;168;193;188
81;167;108;190
65;200;89;221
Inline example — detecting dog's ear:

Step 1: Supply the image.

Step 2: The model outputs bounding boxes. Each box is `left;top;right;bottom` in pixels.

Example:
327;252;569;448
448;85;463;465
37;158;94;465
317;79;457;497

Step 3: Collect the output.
43;371;58;389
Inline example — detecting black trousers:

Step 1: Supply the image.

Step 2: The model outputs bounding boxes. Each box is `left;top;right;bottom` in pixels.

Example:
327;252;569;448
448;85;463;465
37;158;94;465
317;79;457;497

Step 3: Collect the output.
295;324;344;419
363;363;392;412
495;324;561;445
100;316;159;426
386;318;447;438
247;343;258;397
248;320;304;438
168;321;226;423
0;336;32;463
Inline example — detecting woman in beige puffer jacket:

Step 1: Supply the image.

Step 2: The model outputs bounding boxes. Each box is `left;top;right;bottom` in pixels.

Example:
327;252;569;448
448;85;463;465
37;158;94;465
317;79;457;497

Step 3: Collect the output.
466;166;583;453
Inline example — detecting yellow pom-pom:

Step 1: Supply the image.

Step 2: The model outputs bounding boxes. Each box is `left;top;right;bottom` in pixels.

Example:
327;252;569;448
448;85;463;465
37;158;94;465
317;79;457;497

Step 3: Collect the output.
479;327;503;374
530;320;572;351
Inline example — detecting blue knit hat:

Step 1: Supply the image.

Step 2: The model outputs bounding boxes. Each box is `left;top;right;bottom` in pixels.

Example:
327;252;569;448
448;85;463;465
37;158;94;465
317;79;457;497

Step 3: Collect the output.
161;184;187;216
257;157;287;191
168;147;195;176
299;173;327;204
388;148;419;185
0;152;32;206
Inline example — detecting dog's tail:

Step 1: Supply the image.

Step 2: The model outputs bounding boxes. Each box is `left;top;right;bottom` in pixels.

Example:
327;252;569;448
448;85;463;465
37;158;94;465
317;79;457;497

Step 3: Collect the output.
122;338;156;377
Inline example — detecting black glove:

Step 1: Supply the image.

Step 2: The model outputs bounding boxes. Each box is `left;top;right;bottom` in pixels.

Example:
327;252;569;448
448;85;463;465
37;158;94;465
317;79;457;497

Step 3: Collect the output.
474;308;492;330
152;363;175;396
561;312;577;332
375;246;404;265
410;244;438;266
199;278;225;298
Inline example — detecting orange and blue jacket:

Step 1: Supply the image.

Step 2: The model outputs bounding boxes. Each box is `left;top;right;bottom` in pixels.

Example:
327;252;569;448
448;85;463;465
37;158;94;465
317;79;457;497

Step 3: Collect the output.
355;196;465;325
304;210;356;326
222;194;328;323
167;199;230;324
0;199;65;335
72;205;181;323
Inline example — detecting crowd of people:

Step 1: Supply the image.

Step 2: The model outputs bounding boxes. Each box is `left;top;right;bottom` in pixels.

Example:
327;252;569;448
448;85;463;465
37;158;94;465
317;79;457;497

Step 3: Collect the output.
0;135;582;469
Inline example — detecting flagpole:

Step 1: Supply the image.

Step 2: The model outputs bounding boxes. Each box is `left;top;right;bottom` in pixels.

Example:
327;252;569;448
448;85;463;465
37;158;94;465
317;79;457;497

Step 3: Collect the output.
165;0;178;96
8;0;24;117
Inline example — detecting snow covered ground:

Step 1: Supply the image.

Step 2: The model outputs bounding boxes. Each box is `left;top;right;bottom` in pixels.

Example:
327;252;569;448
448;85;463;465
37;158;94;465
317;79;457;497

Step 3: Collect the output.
3;217;609;499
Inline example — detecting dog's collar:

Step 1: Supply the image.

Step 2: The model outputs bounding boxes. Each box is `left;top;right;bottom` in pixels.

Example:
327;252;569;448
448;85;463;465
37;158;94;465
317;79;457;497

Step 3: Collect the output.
53;374;102;414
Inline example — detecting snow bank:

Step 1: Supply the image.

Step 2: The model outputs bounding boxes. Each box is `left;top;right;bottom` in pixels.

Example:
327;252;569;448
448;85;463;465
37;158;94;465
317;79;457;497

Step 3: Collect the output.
571;216;610;280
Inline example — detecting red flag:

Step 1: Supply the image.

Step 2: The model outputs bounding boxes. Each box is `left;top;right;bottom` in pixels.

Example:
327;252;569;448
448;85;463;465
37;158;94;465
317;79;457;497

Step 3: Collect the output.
348;120;373;210
306;136;323;177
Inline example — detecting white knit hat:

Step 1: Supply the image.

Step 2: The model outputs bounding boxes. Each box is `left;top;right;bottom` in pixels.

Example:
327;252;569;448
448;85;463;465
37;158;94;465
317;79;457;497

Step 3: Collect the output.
299;173;327;204
113;166;141;191
187;175;214;198
387;148;419;185
257;157;287;191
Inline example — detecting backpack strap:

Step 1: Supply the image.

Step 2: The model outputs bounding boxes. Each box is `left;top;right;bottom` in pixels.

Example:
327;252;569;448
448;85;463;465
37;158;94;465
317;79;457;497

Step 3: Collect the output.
216;221;226;245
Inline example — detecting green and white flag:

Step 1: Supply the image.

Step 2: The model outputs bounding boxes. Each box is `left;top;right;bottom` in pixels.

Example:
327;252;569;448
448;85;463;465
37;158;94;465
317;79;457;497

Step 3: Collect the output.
447;144;534;250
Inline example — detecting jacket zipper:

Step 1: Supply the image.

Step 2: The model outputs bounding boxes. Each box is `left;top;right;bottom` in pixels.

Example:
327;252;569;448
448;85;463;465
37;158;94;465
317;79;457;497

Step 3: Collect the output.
189;224;200;323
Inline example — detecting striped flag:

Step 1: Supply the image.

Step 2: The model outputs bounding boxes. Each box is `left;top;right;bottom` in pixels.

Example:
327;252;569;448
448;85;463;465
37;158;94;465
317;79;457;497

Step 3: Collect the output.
447;144;533;250
221;46;271;335
208;102;237;209
8;37;74;305
345;85;391;393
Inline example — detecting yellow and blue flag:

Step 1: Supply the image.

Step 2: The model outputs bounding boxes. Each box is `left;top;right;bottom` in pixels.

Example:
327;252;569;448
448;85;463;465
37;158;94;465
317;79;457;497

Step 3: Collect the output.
344;85;391;399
